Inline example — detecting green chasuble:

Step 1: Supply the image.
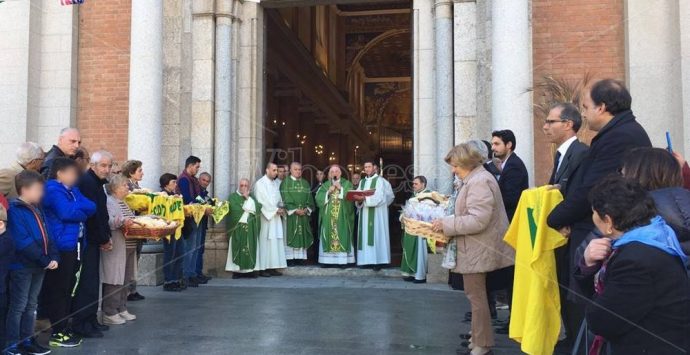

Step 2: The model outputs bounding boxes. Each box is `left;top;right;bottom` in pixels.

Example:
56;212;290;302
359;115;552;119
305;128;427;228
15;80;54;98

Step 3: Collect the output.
280;176;315;249
400;189;428;275
227;192;262;270
315;179;355;253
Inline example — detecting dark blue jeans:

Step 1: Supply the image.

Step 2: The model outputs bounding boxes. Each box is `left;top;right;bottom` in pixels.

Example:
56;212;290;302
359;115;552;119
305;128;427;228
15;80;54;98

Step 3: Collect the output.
195;223;207;276
182;224;201;279
0;267;8;347
163;237;183;284
5;268;45;348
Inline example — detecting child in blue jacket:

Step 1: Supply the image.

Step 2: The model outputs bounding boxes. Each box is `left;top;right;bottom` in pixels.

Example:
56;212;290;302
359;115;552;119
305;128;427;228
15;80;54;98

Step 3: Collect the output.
0;204;15;349
39;158;96;348
5;171;58;355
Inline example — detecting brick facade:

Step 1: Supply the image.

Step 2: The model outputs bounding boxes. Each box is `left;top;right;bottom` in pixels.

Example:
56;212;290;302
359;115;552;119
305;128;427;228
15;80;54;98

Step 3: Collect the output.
531;0;627;185
77;0;131;164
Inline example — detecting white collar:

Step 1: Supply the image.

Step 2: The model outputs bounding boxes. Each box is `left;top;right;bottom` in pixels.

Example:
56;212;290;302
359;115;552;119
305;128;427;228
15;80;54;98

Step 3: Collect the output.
366;173;379;180
556;136;578;157
290;175;299;181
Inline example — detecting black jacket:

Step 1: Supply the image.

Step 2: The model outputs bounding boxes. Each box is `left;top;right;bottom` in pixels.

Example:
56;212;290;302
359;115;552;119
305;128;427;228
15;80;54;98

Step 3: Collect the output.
651;188;690;256
77;169;111;245
548;110;651;231
550;139;588;194
574;242;690;354
40;145;68;179
498;153;529;221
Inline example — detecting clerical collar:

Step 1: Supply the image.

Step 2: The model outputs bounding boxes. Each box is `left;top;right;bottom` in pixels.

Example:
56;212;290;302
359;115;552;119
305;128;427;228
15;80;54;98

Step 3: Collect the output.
290;175;299;181
367;173;379;179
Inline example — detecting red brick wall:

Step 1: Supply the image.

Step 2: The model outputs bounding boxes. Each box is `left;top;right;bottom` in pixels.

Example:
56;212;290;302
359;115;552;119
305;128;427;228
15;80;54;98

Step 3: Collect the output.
77;0;131;164
531;0;626;185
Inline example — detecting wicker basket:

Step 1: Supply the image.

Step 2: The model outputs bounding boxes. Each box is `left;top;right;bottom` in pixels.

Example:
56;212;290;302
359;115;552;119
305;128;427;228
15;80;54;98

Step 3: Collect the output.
401;217;450;244
123;222;179;240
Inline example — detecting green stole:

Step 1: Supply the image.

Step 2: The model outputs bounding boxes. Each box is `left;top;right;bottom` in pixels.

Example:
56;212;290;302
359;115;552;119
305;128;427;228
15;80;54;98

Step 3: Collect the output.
358;176;378;250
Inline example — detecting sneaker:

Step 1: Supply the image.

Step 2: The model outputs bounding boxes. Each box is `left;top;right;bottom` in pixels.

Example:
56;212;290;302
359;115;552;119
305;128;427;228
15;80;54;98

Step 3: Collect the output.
186;277;199;287
101;313;126;325
119;310;137;321
19;340;51;355
49;332;82;348
4;345;25;355
163;283;181;292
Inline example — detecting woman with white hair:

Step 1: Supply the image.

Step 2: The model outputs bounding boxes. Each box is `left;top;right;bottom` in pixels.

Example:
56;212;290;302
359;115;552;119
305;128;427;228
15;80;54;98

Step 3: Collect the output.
0;142;44;199
101;174;138;325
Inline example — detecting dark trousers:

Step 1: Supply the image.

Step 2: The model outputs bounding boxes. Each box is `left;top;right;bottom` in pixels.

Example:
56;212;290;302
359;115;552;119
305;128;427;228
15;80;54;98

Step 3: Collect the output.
71;243;100;329
195;226;207;276
38;250;79;334
0;267;9;347
163;237;183;283
556;243;585;342
6;268;45;348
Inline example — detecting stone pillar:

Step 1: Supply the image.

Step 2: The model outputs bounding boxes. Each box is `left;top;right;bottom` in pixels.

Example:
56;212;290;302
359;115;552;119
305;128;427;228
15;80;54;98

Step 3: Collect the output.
434;0;454;195
214;0;234;200
412;0;436;188
453;0;477;145
128;0;163;189
191;0;215;174
491;0;533;183
626;0;683;153
681;0;690;158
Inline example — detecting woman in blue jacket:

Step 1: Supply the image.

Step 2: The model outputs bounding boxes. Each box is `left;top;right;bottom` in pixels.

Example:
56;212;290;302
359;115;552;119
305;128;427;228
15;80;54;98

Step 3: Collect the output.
39;158;96;348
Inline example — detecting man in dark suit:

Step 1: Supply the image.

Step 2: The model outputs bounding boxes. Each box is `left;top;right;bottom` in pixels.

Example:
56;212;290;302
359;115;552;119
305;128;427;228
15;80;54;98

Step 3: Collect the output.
547;79;652;348
542;102;589;346
491;130;529;222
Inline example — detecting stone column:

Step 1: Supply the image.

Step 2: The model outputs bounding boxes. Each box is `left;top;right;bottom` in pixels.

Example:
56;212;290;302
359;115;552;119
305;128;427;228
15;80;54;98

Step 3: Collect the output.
491;0;533;182
681;0;690;158
626;0;683;153
453;0;477;145
214;0;234;200
191;0;215;174
434;0;454;195
412;0;436;188
128;0;163;189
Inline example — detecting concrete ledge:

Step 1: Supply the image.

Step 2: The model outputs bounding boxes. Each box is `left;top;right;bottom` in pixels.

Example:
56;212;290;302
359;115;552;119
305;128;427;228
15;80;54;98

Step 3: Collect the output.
138;252;164;286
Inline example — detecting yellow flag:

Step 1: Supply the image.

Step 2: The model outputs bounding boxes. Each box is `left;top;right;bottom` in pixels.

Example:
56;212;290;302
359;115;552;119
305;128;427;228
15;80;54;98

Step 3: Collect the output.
504;186;567;355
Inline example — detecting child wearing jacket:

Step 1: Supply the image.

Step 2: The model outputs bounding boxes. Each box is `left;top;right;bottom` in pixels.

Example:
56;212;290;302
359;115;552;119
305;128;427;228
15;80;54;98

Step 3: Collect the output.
5;170;59;355
39;158;96;348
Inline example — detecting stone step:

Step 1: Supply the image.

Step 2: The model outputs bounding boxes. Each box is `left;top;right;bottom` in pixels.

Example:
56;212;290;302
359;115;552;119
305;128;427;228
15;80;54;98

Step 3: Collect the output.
281;265;402;278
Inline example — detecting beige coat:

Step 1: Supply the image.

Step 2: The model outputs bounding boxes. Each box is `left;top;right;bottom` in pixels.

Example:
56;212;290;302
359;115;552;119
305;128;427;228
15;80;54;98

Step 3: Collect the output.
0;162;24;200
101;195;129;285
442;166;515;274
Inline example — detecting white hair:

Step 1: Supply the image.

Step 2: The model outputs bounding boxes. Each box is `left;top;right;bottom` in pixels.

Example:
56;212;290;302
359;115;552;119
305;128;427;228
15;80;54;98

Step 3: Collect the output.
59;127;80;137
16;142;44;165
90;150;113;164
466;140;489;161
105;174;128;195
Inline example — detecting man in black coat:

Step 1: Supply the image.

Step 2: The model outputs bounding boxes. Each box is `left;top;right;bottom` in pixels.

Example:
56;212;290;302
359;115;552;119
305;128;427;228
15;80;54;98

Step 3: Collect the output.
71;150;113;338
491;129;529;222
40;128;81;179
547;79;652;346
542;102;589;345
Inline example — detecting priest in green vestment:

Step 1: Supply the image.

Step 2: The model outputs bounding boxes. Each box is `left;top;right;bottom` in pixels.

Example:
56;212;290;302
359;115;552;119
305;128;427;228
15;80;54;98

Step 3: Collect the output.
400;176;429;283
315;165;355;265
280;162;315;262
225;178;262;278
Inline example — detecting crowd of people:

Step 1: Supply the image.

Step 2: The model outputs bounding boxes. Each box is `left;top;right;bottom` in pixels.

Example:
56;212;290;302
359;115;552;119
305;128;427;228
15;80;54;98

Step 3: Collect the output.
1;78;689;355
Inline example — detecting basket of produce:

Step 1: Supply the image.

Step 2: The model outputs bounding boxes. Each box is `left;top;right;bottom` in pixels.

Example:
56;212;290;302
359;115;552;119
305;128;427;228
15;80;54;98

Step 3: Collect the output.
401;217;450;243
123;216;179;240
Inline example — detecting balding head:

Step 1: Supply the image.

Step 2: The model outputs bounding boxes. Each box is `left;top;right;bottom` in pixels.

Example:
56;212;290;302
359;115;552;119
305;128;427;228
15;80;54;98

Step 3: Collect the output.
289;162;302;178
57;128;81;156
238;178;251;195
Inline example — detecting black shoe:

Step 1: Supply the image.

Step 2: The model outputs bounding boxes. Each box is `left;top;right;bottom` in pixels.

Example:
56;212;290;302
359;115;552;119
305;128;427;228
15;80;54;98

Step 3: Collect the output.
372;265;382;271
193;276;208;284
494;323;509;334
73;326;103;339
163;283;181;292
177;280;187;290
459;333;471;340
127;292;145;301
460;341;471;348
232;273;242;279
464;311;472;322
198;274;212;282
90;320;109;332
402;276;415;282
413;279;427;284
20;340;51;355
247;272;258;278
268;269;283;276
259;271;271;277
186;277;199;287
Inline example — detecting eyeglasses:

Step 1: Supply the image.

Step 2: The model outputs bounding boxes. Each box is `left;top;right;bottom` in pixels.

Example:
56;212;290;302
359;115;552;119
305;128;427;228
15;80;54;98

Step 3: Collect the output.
543;119;567;125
